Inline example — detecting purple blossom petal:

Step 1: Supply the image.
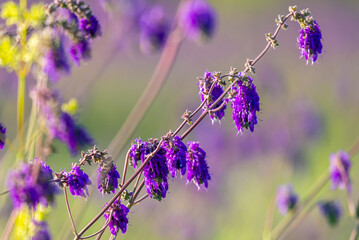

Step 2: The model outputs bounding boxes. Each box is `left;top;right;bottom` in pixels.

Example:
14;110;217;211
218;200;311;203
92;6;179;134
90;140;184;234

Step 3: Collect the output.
297;21;323;64
104;199;129;235
276;184;298;215
186;141;210;189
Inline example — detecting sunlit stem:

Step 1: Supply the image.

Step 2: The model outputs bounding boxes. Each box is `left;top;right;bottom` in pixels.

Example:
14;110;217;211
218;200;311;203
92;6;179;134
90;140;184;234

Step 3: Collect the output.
16;0;28;160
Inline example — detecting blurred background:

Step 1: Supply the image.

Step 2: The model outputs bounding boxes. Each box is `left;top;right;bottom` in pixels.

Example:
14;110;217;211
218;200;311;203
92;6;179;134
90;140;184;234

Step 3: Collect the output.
1;0;359;239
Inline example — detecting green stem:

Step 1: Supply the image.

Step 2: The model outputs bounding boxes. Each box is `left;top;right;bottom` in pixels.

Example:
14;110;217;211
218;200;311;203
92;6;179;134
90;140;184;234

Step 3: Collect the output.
17;0;27;160
16;72;26;159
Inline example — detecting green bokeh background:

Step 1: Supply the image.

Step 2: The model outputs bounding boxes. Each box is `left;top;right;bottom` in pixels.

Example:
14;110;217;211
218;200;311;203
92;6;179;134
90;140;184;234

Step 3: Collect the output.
1;0;359;239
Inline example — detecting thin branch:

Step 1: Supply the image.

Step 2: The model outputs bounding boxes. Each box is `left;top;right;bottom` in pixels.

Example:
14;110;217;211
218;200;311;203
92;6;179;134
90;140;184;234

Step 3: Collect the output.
134;194;149;205
349;221;359;240
121;149;131;186
80;211;113;240
64;187;78;237
1;210;17;240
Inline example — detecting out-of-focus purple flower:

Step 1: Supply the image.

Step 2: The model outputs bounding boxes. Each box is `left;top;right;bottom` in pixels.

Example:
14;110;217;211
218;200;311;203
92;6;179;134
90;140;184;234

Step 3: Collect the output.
163;135;187;178
63;165;92;197
186;141;210;189
0;123;6;150
179;0;216;41
51;112;93;156
69;39;91;66
32;220;51;240
329;151;351;191
297;21;323;64
42;37;70;82
79;15;101;38
231;74;260;133
139;6;170;54
318;201;342;226
7;160;58;209
276;184;298;215
97;163;120;196
129;139;169;201
198;70;227;122
104;199;129;235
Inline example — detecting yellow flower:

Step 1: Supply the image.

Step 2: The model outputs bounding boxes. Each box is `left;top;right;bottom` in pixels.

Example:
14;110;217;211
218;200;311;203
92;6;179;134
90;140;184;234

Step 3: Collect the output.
1;1;20;26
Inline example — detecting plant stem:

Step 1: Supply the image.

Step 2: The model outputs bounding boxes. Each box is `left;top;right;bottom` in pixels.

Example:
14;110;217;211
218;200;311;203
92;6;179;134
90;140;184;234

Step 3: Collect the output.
108;10;185;160
16;72;26;160
350;221;359;240
64;188;78;237
17;0;27;160
121;149;131;186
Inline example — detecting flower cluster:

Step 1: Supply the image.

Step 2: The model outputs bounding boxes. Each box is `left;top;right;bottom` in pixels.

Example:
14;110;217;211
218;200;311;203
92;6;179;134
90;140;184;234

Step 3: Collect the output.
179;0;216;41
276;184;298;215
0;123;6;150
32;87;93;155
7;160;59;209
132;139;169;201
186;141;211;189
104;199;130;235
55;164;92;197
198;70;227;122
97;158;121;196
318;201;342;226
130;137;211;200
297;20;322;64
41;0;102;80
230;74;260;133
163;135;187;178
290;6;323;64
329;150;351;191
139;6;170;54
42;35;70;82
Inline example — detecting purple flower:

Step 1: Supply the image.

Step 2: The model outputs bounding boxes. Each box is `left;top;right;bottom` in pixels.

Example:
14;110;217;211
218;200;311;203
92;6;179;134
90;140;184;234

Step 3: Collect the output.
79;15;101;38
198;70;227;122
104;199;129;235
97;163;120;196
297;21;323;64
65;165;92;197
276;184;298;215
231;74;260;133
318;201;342;226
186;141;211;189
7;160;58;209
0;123;6;150
69;39;91;66
130;139;169;201
329;151;351;191
179;0;216;41
42;37;70;82
52;112;93;156
129;138;148;168
163;136;187;178
139;6;170;54
32;220;51;240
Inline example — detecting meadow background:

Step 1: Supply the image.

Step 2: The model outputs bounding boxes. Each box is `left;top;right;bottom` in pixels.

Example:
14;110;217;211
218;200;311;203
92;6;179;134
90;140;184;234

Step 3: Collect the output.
1;0;359;239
